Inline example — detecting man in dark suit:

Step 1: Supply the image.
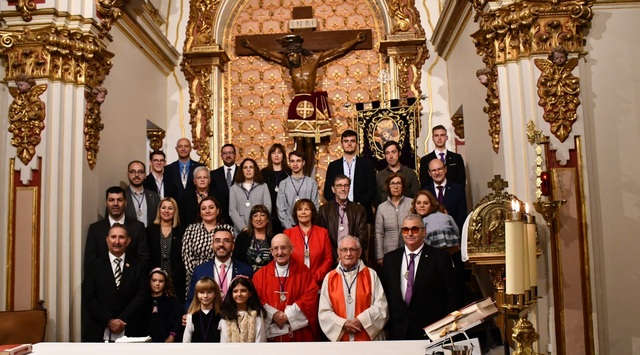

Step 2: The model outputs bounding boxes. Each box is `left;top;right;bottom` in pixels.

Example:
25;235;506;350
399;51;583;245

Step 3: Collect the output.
163;138;204;202
143;150;166;198
422;159;468;231
323;130;377;223
185;224;252;310
82;223;148;342
125;160;160;227
380;214;461;340
210;143;239;224
419;125;466;187
85;186;148;272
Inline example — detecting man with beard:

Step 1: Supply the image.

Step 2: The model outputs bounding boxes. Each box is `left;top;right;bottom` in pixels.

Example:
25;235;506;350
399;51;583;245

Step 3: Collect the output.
82;224;148;342
185;224;252;309
84;186;148;272
252;234;319;341
375;140;420;205
242;33;367;173
317;174;368;262
323;130;377;224
164;138;204;202
210;143;239;224
125;160;160;227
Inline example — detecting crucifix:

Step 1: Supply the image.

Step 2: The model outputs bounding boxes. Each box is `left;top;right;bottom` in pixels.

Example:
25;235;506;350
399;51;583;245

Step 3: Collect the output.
237;7;373;176
275;289;288;302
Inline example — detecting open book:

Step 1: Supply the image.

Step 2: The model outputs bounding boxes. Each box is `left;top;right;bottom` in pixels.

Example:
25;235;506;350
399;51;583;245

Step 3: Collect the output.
423;297;499;341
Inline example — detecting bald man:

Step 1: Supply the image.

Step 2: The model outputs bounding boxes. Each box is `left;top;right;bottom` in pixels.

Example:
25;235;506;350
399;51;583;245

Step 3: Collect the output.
163;138;203;202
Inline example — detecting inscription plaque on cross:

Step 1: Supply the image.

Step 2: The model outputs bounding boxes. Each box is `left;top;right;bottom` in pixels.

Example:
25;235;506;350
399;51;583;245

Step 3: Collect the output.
236;6;373;175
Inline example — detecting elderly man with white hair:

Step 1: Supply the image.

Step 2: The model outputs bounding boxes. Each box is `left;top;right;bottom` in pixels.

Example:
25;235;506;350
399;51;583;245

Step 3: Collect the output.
318;235;388;341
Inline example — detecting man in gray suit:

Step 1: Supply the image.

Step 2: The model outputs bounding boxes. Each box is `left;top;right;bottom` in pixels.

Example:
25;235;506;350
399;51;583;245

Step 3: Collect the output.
125;160;160;227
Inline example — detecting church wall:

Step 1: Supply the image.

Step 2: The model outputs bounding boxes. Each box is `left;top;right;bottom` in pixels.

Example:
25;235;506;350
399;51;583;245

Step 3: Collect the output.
439;17;500;205
582;4;640;354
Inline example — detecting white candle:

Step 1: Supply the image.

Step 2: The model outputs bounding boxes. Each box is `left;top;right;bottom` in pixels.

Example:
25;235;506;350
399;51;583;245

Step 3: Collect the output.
526;217;538;287
505;200;525;294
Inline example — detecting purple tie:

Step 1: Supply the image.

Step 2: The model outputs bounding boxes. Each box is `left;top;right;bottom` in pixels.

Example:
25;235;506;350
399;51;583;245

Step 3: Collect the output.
439;152;445;163
437;185;444;205
405;253;417;305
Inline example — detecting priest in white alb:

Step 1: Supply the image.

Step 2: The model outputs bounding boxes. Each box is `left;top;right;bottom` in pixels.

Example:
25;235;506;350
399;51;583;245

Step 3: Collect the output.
319;236;388;341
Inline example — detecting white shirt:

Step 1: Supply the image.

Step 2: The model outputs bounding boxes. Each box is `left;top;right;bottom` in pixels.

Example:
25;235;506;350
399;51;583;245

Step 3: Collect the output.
108;215;125;226
342;156;357;201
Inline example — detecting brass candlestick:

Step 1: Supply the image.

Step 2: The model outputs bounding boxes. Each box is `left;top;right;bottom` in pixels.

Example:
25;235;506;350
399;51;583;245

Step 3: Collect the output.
533;198;565;226
503;291;539;355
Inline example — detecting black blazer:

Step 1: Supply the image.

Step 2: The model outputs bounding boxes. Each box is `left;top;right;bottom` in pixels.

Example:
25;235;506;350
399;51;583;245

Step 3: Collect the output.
124;187;160;226
323;157;377;222
380;245;461;340
419;150;466;186
146;224;186;303
163;159;204;202
424;181;468;231
82;255;149;342
178;186;215;227
210;165;238;224
84;217;148;272
143;173;162;197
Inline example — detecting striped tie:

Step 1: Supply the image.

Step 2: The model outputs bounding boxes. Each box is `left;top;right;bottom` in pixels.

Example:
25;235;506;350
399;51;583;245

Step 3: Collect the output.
114;258;122;289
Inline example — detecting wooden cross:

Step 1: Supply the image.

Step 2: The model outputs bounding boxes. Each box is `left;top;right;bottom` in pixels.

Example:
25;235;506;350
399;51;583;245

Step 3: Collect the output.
236;6;372;56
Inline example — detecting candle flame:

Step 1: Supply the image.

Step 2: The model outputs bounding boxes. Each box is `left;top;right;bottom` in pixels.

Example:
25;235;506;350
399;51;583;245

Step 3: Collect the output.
525;202;530;214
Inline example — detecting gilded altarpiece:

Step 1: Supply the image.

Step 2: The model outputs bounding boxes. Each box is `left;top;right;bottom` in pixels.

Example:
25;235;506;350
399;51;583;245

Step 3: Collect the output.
223;0;385;195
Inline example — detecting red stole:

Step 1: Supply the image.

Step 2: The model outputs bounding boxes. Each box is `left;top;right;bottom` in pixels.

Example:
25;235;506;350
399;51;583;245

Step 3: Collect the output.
327;267;372;341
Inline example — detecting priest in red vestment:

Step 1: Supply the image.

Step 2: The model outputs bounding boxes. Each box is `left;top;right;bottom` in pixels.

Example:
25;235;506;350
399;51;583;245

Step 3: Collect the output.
252;233;319;341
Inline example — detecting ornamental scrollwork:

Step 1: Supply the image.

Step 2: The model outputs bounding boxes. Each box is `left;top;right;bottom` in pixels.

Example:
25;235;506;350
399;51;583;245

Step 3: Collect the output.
534;46;580;142
84;87;108;169
476;67;501;153
8;74;47;165
181;61;214;167
96;0;131;38
15;0;37;22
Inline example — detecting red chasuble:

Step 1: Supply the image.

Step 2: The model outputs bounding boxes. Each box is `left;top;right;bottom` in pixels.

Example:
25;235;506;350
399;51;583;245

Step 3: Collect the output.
284;226;334;287
253;258;319;342
327;267;373;341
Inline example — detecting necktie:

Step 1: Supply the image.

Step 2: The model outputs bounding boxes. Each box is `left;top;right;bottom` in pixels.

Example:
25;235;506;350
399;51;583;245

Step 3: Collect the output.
437;185;444;205
114;258;122;289
439;152;445;163
226;168;232;187
220;264;228;295
405;253;416;305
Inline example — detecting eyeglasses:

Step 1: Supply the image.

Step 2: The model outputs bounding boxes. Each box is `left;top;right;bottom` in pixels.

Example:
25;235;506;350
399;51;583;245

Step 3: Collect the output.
213;238;233;244
128;169;145;175
338;247;361;254
270;246;291;252
401;226;425;235
334;183;350;189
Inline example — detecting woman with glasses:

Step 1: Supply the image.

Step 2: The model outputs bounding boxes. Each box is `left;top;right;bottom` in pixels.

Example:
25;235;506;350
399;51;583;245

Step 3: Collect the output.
229;158;272;235
234;204;274;272
374;173;412;265
284;199;333;288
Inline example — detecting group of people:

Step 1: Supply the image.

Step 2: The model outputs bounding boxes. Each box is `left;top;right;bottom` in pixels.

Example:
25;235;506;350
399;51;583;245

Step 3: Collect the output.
81;124;471;343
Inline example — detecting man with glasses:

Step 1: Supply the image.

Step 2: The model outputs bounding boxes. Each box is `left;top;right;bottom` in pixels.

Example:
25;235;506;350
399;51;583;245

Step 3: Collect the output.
210;143;239;224
380;214;461;340
164;138;204;202
125;160;160;227
423;158;467;231
253;234;319;341
317;174;368;262
186;224;252;310
376;140;420;205
318;236;388;341
144;150;166;198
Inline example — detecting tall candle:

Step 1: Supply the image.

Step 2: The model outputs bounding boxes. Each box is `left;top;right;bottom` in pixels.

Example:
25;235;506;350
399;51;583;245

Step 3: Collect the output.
505;200;525;294
526;213;538;287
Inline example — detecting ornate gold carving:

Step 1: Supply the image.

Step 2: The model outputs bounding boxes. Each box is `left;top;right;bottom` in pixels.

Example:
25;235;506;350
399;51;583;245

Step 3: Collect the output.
147;129;166;152
512;313;539;355
387;0;424;35
471;0;593;64
15;0;37;22
534;46;581;142
181;61;214;167
451;113;464;139
0;26;114;88
83;87;107;170
476;67;501;153
8;75;47;165
96;0;131;38
183;0;220;52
